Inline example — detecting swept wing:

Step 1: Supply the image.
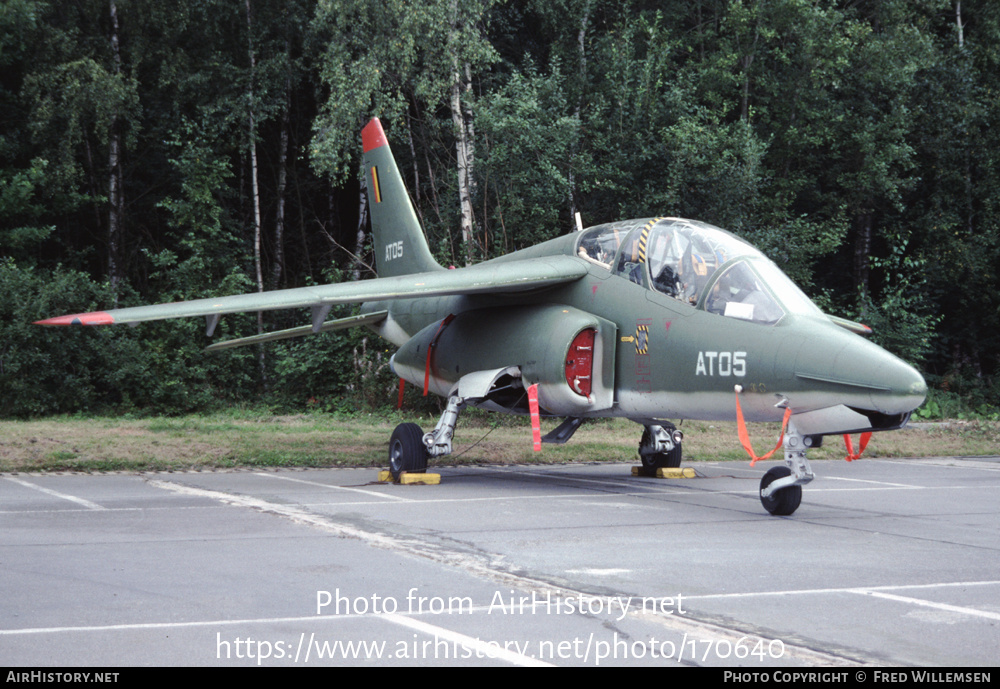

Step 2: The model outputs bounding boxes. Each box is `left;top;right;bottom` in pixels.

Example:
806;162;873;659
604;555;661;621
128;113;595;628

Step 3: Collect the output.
35;255;587;328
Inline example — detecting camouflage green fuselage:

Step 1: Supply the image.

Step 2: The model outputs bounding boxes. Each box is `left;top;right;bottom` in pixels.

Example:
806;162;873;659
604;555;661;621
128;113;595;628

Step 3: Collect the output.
366;230;926;435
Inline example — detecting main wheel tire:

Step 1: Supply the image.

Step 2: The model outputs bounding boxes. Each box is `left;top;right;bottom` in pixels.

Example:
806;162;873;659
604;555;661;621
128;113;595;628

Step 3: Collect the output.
639;428;682;470
389;423;428;481
759;466;802;516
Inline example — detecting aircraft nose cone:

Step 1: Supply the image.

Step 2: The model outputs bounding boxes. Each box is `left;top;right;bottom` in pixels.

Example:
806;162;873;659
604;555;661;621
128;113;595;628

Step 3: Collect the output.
873;356;927;415
791;326;927;416
827;335;927;415
835;334;927;415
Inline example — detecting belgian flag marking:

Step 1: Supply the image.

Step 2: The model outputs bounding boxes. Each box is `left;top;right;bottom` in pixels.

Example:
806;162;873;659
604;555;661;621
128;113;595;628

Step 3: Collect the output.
371;166;382;203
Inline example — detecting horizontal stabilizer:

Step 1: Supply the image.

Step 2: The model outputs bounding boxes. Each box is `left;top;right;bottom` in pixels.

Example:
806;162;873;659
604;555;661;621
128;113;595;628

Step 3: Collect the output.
204;311;388;352
35;256;588;328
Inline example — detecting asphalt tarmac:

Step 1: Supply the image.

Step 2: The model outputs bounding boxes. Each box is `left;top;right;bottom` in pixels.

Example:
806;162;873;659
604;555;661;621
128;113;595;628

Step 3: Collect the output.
2;455;998;667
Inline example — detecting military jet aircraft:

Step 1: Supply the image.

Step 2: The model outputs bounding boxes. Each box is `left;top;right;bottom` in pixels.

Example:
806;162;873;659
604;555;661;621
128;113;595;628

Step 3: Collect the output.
37;118;927;515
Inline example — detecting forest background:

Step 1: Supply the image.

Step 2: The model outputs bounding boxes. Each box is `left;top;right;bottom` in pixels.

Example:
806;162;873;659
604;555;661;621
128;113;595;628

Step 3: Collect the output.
1;0;997;420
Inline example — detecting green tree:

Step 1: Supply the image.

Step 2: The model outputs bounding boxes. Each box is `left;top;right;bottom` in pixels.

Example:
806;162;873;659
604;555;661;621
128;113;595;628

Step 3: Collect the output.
904;0;1000;394
310;0;498;266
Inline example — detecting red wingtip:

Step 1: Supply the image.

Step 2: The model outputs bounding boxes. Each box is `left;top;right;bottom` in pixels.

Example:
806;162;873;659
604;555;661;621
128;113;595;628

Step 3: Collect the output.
362;118;388;153
35;312;115;326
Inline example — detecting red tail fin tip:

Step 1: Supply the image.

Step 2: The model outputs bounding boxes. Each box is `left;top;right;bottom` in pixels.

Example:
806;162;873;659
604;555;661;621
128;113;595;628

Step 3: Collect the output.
361;118;388;153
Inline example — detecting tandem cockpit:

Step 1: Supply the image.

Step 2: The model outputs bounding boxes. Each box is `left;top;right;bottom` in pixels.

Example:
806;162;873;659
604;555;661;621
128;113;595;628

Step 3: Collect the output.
576;217;824;326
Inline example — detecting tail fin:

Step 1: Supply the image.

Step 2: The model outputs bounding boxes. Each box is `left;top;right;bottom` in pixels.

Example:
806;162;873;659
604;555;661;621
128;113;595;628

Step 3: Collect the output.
361;118;442;277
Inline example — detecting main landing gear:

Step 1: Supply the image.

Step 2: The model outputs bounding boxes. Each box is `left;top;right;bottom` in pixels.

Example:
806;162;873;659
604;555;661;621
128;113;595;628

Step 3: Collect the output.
758;420;815;516
388;423;428;480
388;395;465;481
637;423;684;470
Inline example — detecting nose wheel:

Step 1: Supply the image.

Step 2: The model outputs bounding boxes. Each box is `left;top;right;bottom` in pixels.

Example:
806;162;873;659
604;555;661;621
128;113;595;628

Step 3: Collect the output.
759;466;802;515
757;419;813;516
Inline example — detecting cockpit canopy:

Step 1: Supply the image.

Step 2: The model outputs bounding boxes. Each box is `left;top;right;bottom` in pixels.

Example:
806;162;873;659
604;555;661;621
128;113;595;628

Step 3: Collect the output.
576;217;822;326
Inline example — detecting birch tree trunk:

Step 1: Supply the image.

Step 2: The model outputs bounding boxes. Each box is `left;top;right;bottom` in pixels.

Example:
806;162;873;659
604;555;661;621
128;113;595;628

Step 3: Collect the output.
405;114;422;225
451;73;475;265
271;68;290;289
956;1;964;48
353;185;368;281
568;0;591;225
245;0;267;387
854;211;872;304
450;0;476;266
107;0;124;302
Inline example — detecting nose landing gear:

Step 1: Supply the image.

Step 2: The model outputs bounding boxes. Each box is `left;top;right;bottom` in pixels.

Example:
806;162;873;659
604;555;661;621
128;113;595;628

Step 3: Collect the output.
758;421;814;516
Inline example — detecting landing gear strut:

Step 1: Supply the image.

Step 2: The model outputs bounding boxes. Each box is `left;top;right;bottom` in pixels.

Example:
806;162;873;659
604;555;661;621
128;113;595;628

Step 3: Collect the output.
758;419;814;516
